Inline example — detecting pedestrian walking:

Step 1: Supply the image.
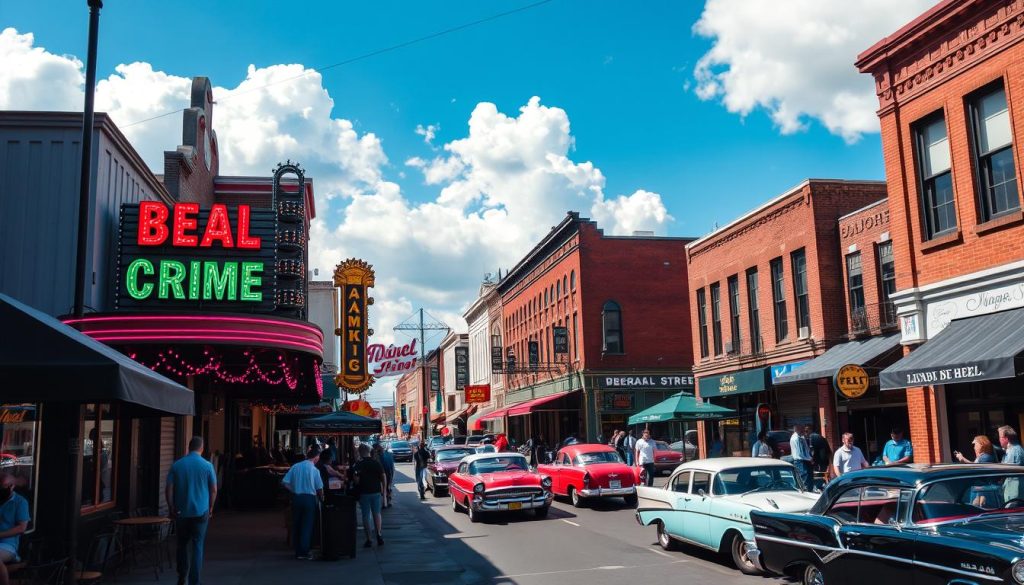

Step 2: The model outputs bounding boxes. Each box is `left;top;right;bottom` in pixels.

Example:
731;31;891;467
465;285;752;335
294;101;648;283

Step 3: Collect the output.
623;430;637;466
789;425;814;489
751;430;773;458
831;433;869;478
282;445;323;560
378;444;395;508
352;444;387;548
414;440;431;500
635;429;656;487
882;427;913;465
165;436;217;585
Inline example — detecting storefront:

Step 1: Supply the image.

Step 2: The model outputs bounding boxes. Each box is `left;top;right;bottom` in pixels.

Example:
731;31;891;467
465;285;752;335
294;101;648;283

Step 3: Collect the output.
595;372;695;443
698;367;770;457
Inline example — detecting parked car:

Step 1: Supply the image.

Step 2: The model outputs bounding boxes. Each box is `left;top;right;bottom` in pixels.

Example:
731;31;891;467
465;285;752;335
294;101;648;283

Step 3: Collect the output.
427;435;450;454
749;463;1024;585
451;436;468;446
636;457;817;575
475;444;497;454
466;434;494;447
669;430;699;461
425;446;476;497
765;430;793;458
386;440;413;462
448;453;553;522
652;440;684;475
537;444;638;507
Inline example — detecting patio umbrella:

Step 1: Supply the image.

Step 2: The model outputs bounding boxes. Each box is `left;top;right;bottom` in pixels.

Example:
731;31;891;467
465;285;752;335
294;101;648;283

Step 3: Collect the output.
298;410;383;435
627;392;736;425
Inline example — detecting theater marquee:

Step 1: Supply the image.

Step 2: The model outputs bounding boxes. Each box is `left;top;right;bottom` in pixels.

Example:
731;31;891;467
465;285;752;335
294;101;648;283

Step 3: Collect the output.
334;258;375;394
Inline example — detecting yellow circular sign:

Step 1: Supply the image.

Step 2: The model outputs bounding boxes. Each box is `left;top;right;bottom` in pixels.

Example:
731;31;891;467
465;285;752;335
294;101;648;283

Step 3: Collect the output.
834;364;870;399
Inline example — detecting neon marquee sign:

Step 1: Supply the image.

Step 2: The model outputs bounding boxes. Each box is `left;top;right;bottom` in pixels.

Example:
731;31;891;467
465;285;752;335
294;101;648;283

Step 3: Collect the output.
117;202;278;311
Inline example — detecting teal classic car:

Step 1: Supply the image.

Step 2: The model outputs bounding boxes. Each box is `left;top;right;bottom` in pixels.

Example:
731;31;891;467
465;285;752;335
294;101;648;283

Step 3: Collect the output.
635;457;817;574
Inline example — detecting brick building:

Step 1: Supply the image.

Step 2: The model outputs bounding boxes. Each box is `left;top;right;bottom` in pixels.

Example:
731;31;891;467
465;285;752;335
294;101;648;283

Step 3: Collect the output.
395;348;440;439
687;179;887;458
858;0;1024;463
439;332;472;435
482;212;695;444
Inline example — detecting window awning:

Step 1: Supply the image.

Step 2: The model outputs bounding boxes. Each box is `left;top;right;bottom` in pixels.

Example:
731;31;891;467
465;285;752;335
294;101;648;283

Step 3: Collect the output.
507;390;580;417
0;293;194;415
445;404;477;424
774;333;902;385
478;407;509;422
880;308;1024;390
698;367;770;398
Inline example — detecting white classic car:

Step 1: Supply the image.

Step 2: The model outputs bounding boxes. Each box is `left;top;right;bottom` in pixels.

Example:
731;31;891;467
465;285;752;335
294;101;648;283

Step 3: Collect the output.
635;457;818;574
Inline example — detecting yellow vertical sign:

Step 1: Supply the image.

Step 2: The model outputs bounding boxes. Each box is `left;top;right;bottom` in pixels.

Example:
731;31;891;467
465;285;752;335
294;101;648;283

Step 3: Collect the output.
333;259;375;394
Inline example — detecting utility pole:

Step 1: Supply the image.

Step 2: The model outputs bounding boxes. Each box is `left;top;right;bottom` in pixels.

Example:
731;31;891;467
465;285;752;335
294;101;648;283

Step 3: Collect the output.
394;308;449;441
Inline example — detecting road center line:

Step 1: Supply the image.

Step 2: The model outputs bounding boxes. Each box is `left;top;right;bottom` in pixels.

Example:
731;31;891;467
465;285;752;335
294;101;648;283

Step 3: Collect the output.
561;519;581;527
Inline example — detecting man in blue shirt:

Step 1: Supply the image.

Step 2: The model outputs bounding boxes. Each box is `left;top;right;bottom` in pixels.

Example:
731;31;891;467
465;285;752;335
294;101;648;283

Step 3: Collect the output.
0;473;29;585
166;437;217;585
377;445;395;508
999;425;1024;502
283;445;323;559
789;425;814;490
882;427;913;465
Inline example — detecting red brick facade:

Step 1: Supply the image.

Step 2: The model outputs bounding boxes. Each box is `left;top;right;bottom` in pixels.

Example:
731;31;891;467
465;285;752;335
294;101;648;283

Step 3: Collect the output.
837;199;895;335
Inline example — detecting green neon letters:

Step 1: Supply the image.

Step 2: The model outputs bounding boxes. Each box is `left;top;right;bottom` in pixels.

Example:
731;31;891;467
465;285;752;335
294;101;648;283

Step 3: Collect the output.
125;259;263;302
125;258;154;299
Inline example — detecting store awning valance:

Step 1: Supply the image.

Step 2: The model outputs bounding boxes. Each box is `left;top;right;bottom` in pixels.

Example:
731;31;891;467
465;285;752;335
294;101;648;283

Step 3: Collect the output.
0;293;194;415
698;367;770;398
298;411;382;435
880;308;1024;390
507;390;580;417
627;392;736;425
774;333;902;385
478;407;509;422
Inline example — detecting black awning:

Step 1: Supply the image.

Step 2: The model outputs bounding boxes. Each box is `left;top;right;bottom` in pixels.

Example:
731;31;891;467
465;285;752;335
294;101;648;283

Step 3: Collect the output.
774;333;902;385
880;308;1024;390
0;294;194;415
298;411;382;435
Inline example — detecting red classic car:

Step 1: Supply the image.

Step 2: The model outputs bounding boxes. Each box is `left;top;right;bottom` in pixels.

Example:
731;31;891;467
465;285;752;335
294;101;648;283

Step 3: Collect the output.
426;446;477;496
651;440;684;475
448;453;553;522
538;444;638;507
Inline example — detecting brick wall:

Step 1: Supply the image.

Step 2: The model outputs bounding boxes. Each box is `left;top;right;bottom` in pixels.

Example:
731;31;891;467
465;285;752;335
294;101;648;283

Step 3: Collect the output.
837;199;895;335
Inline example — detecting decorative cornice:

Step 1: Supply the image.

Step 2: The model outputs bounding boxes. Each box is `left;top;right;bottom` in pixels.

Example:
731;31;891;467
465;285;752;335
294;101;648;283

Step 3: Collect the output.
688;196;807;259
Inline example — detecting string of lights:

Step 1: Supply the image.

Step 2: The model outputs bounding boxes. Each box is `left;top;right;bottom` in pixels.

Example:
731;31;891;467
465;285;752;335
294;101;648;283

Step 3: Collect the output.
128;347;321;392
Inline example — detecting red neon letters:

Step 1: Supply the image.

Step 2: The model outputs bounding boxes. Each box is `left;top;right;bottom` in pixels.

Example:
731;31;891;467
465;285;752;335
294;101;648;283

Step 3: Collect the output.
138;201;261;249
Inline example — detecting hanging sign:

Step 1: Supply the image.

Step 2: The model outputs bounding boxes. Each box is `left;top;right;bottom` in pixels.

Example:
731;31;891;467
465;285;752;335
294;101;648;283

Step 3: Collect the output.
455;346;469;390
116;202;278;311
834;364;870;399
430;366;440;393
334;258;375;394
368;339;418;378
465;385;491;404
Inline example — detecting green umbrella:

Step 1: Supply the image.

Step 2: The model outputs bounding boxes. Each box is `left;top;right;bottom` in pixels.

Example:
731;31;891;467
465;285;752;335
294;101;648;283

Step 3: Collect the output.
627;392;736;425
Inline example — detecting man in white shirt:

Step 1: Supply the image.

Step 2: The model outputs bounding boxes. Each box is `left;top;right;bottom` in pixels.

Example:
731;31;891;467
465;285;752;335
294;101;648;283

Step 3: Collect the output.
282;445;324;560
635;430;656;487
832;433;869;478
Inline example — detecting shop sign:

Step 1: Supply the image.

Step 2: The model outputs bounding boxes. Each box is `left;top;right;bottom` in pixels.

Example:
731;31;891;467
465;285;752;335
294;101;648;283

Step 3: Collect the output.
897;363;989;386
699;368;769;398
755;403;772;435
368;339;418;378
834;364;870;399
117;202;277;311
840;209;889;239
553;326;569;354
465;385;491;404
598;374;695;390
334;259;375;394
771;362;807;382
0;407;33;424
430;366;440;393
926;282;1024;339
455;347;469;390
601;392;635;411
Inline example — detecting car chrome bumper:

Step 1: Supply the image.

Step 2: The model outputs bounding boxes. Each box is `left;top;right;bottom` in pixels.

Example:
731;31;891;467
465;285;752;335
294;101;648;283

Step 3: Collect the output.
579;486;636;497
634;510;643;526
744;542;764;572
472;492;553;511
431;476;448;487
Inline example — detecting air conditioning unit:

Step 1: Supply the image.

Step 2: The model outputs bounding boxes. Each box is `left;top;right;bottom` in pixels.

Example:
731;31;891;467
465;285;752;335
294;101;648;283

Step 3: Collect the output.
798;326;810;339
724;341;737;354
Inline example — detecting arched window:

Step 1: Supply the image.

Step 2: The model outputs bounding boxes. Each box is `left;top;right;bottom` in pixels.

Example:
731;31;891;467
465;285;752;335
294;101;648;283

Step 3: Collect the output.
602;300;623;353
544;289;549;305
549;285;555;304
570;270;577;291
562;276;567;296
556;280;561;298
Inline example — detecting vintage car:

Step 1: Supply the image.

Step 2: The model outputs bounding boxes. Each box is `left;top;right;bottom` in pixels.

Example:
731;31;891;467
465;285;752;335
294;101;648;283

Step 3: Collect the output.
448;453;553;522
636;457;817;574
425;446;477;497
652;440;685;475
385;440;413;462
537;444;638;507
749;463;1024;585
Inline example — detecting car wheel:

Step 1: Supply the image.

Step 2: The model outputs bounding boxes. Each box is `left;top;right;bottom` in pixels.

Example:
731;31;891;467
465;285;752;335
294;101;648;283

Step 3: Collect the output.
433;486;445;498
451;493;461;513
467;502;481;523
802;563;825;585
728;532;760;575
623;493;638;507
656;521;676;551
569;486;585;508
534;506;549;519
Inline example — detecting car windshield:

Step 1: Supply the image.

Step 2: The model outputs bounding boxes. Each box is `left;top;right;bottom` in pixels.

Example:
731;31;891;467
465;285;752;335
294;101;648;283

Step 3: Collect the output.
436;449;474;462
654;441;670;451
468;456;529;474
390;441;409;449
574;451;623;465
476;445;496;453
914;473;1024;524
715;466;801;495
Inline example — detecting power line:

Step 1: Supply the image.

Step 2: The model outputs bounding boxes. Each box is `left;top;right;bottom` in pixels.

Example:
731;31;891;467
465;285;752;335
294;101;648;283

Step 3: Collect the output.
122;0;554;129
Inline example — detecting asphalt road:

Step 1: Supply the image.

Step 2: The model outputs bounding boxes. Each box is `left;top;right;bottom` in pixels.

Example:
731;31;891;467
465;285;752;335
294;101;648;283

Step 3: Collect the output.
389;462;790;585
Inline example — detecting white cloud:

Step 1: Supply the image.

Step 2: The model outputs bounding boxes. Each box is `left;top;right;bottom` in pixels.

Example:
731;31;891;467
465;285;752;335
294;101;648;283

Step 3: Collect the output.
0;28;83;111
692;0;938;142
414;123;439;145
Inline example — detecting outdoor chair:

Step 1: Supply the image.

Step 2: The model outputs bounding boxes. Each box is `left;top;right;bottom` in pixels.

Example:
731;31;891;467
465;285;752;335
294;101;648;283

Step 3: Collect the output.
74;530;115;584
14;557;68;585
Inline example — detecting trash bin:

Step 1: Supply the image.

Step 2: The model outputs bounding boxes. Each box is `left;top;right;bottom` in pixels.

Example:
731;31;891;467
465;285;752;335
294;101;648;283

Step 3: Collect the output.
320;494;357;560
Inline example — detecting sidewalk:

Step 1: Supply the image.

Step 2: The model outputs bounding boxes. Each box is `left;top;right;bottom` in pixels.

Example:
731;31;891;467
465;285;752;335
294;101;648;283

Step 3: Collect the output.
114;469;476;585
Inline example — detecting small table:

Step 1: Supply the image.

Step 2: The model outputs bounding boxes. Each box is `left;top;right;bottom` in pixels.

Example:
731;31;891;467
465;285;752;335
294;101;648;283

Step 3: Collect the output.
114;517;172;580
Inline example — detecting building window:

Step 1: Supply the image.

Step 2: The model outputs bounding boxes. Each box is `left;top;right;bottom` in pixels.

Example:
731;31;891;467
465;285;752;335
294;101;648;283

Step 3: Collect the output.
791;249;810;337
549;285;555;305
770;258;788;342
746;268;761;354
968;82;1019;220
544;289;549;305
447;395;456;411
556;280;561;298
877;241;896;303
572;312;579;359
0;404;38;532
727;275;740;352
696;288;709;358
570;271;576;291
81;403;117;510
562;275;568;297
847;252;865;318
710;283;722;355
914;113;957;238
602;300;623;353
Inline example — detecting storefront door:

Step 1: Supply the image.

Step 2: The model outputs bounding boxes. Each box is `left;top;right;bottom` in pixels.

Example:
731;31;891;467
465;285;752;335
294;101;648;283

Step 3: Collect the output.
947;379;1024;458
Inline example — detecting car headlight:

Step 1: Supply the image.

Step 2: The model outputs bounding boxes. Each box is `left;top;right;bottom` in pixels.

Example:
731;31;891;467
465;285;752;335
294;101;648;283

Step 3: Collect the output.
1013;560;1024;584
473;483;485;495
541;476;552;489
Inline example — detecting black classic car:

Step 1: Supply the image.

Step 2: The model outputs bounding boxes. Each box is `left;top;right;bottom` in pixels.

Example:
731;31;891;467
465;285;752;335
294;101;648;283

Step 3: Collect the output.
747;464;1024;585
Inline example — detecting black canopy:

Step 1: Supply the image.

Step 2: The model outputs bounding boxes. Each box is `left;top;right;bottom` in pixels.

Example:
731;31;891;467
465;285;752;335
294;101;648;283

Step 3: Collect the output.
299;411;382;435
0;293;195;415
774;333;902;385
880;308;1024;390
